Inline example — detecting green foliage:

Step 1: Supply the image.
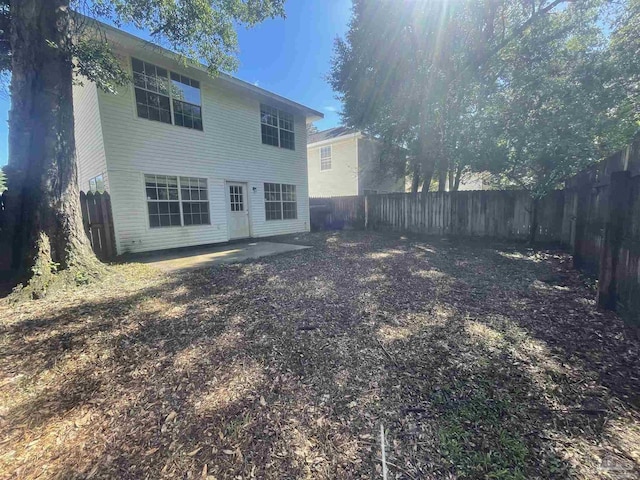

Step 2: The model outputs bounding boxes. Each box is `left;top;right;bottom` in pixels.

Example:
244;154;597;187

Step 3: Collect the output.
332;0;640;195
70;36;130;93
0;0;9;73
86;0;285;74
478;1;639;196
0;1;287;91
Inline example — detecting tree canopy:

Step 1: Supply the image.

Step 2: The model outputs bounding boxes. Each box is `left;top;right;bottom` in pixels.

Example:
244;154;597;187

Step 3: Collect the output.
331;0;640;195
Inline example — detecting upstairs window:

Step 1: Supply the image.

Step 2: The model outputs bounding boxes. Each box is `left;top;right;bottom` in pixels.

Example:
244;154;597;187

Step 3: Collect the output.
132;58;203;130
171;73;203;130
320;146;332;171
133;58;171;124
261;105;295;150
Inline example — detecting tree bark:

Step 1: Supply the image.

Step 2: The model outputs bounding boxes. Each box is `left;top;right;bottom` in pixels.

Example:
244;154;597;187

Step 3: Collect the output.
410;164;421;193
420;159;435;195
453;165;462;192
8;0;98;294
437;167;447;192
528;196;540;244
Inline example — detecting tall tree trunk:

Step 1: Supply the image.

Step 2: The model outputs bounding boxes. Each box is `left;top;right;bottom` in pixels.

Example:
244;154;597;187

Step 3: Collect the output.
528;196;540;244
447;168;454;191
453;165;462;192
437;167;447;192
8;0;98;295
411;164;421;193
420;159;435;195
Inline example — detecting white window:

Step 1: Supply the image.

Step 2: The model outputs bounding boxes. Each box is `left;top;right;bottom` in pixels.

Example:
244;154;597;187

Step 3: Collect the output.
89;174;105;193
144;175;209;228
320;146;332;171
264;183;297;220
180;177;210;225
261;105;295;150
132;58;203;130
145;175;181;227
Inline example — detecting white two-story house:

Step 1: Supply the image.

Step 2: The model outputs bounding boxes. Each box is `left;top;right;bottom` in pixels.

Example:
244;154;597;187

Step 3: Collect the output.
73;21;322;255
306;127;405;198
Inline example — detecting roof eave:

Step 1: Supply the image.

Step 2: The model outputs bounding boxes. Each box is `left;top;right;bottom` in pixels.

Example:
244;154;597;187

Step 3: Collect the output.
307;131;362;148
90;17;324;121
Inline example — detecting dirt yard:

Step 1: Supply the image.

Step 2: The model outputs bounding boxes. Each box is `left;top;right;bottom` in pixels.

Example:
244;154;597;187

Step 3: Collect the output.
1;231;639;479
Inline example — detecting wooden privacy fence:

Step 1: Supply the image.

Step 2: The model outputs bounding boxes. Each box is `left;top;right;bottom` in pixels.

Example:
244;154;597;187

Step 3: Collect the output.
367;190;565;241
80;191;116;260
564;139;640;325
310;196;366;231
309;138;640;327
311;190;564;241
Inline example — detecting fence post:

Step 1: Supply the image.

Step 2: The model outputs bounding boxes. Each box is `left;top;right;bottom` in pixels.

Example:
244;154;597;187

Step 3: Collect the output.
572;183;590;269
597;171;632;310
365;195;369;229
100;192;116;259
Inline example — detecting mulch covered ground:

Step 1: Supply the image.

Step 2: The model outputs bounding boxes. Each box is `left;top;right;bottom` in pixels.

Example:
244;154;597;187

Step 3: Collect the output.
1;230;639;479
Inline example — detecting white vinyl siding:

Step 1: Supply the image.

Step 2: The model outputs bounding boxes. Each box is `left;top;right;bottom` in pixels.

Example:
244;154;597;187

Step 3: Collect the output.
307;137;359;197
88;49;310;254
73;79;108;192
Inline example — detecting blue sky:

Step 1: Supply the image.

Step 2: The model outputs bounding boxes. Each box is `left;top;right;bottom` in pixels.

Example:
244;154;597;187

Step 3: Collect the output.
0;0;351;166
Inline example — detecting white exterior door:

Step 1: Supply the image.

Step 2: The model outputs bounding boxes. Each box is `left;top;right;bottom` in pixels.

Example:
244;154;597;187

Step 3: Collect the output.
227;182;250;239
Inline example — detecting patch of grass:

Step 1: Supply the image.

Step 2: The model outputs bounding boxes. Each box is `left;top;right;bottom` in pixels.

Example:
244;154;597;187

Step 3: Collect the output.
433;383;530;479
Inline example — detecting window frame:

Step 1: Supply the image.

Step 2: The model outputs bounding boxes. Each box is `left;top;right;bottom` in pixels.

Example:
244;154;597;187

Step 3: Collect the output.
320;145;332;171
264;183;297;221
89;174;105;193
132;57;204;131
179;176;210;226
260;104;295;150
144;174;211;229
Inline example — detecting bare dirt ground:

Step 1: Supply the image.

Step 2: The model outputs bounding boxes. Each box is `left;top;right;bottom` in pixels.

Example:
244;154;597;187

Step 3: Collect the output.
1;230;639;480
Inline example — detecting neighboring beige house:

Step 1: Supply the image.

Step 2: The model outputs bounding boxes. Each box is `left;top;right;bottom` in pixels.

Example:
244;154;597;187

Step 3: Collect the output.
73;20;323;255
306;127;405;197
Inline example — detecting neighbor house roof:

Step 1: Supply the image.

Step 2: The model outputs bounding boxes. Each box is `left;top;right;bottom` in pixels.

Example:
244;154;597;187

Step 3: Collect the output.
308;126;359;145
86;17;324;122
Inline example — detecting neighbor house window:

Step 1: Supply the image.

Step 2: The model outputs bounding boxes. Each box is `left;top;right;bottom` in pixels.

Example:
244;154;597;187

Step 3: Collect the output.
180;177;209;225
264;183;297;220
133;58;203;130
320;146;332;171
145;174;209;227
261;105;295;150
89;174;105;193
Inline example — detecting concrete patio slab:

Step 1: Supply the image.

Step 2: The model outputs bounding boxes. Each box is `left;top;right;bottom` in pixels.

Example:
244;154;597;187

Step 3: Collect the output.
136;241;311;272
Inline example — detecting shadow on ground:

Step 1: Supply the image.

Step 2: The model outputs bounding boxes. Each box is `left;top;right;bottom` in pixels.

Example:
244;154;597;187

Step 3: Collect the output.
0;230;638;479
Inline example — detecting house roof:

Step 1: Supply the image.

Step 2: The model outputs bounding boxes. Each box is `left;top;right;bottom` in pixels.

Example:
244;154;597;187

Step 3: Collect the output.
308;126;359;145
87;17;324;122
